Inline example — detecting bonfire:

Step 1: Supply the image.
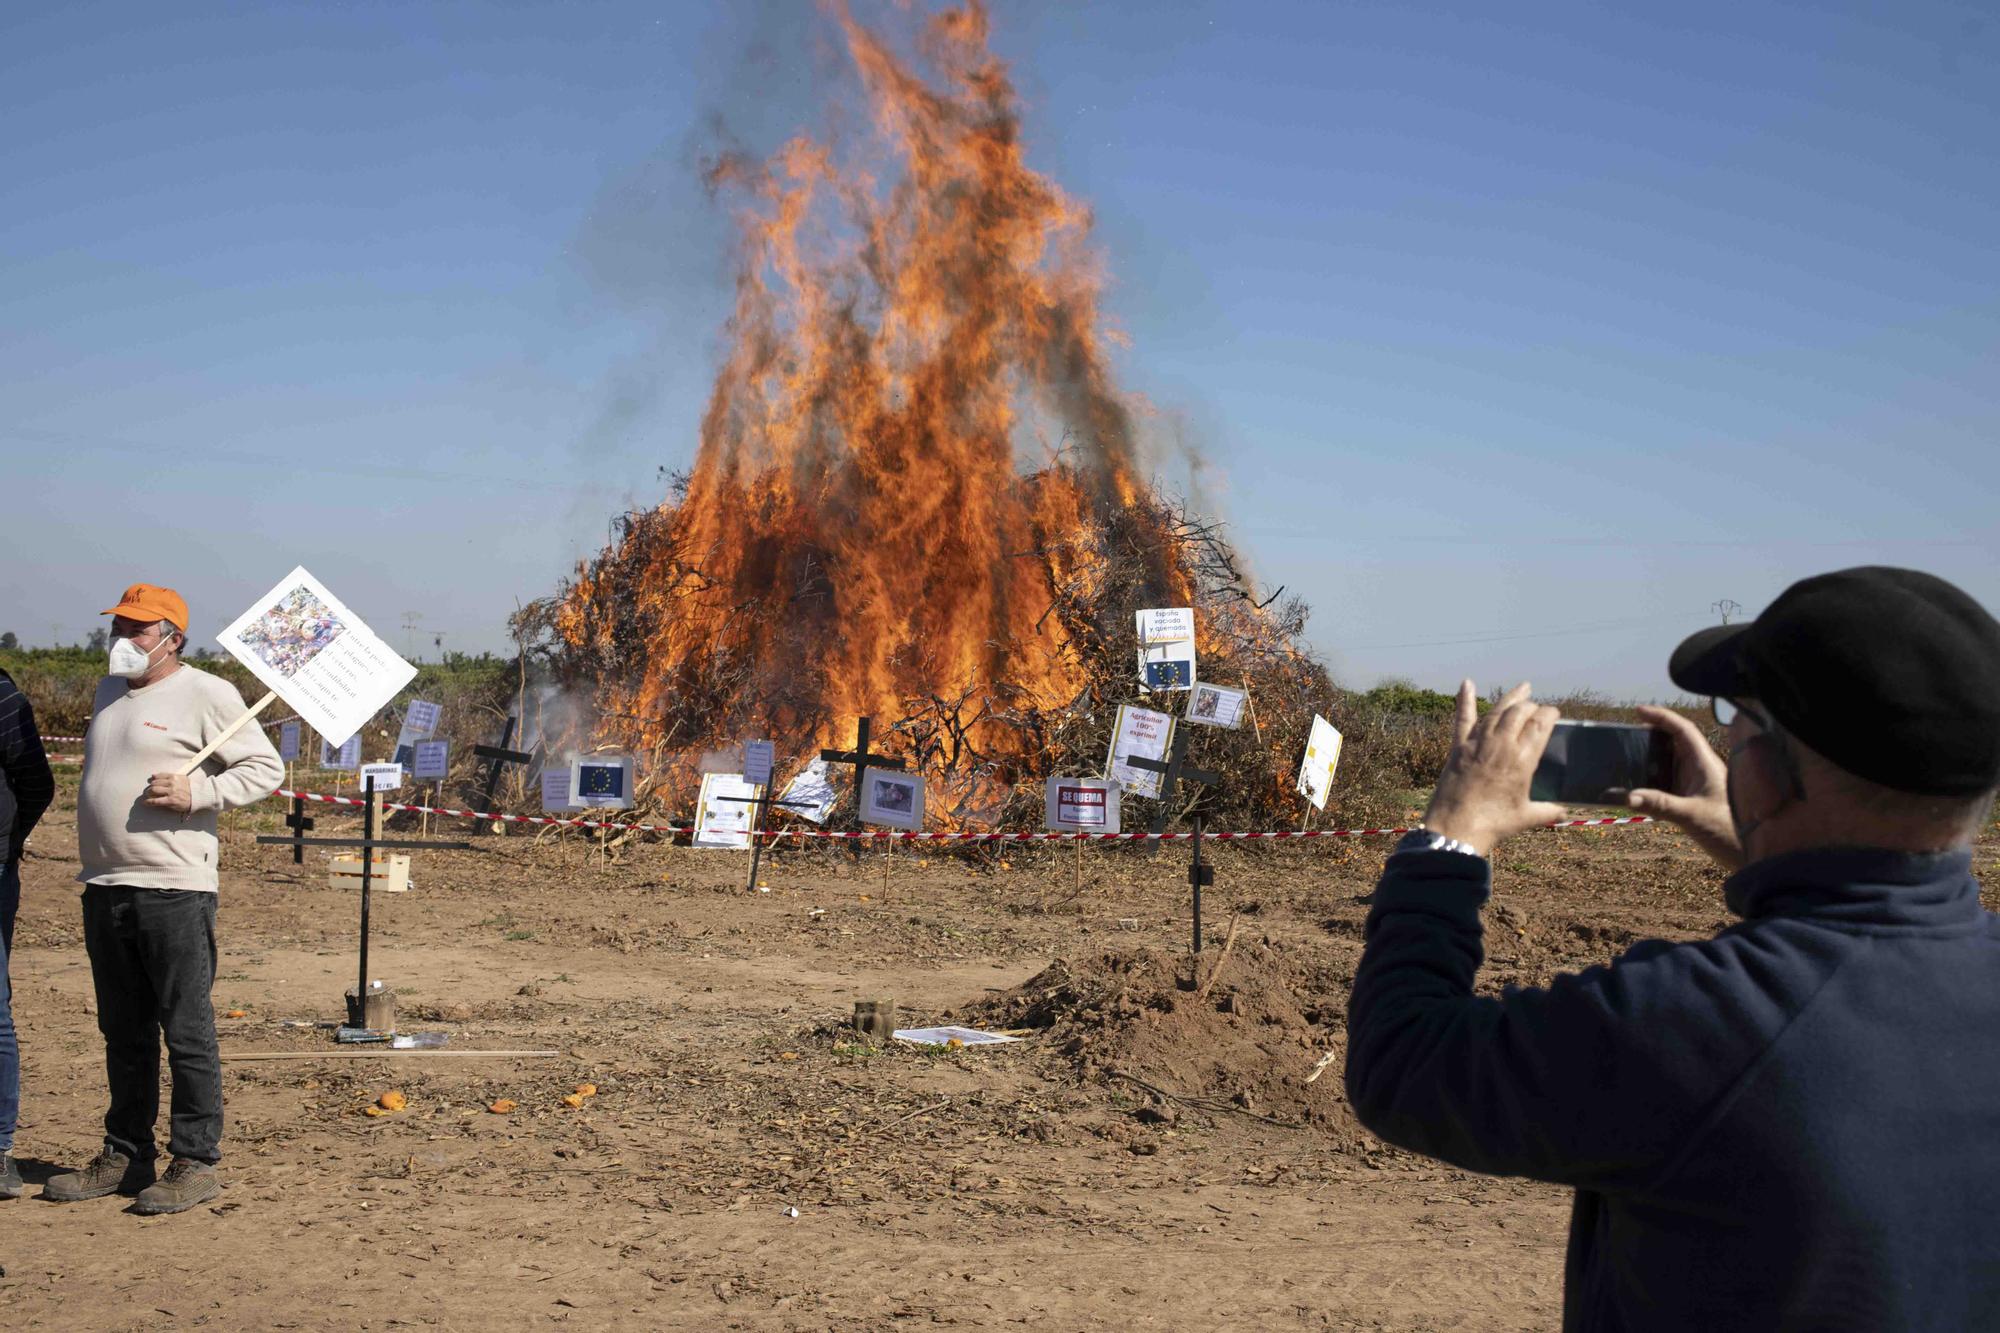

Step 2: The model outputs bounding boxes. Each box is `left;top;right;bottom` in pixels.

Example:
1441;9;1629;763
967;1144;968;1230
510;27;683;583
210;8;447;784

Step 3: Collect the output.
525;1;1337;831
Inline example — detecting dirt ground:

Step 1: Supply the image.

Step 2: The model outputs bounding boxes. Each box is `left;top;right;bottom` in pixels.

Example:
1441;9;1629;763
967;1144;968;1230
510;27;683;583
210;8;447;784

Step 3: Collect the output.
6;783;1992;1330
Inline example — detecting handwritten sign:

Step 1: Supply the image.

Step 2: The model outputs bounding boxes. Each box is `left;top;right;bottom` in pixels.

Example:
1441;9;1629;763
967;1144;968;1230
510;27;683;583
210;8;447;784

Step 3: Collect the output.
217;566;416;748
1297;713;1343;811
358;762;403;792
1045;777;1120;833
539;768;575;812
411;739;449;781
1136;606;1196;693
1106;704;1174;798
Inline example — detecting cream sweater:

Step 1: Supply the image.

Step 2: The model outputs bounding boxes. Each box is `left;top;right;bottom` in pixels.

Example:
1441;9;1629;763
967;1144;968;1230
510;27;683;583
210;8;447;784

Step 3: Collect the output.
77;665;284;893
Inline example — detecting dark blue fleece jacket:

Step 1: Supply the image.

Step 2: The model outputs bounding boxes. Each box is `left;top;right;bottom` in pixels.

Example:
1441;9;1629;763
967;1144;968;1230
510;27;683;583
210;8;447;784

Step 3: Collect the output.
1345;844;2000;1332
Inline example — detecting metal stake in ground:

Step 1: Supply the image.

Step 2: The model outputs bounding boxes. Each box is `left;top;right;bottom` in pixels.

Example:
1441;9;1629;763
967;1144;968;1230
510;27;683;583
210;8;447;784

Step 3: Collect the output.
1124;727;1220;859
284;795;315;865
472;716;534;832
256;774;470;1035
820;717;905;858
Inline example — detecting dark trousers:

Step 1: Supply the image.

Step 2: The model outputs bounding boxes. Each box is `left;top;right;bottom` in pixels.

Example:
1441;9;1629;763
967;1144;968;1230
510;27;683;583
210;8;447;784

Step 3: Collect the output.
1;858;18;1151
81;886;223;1164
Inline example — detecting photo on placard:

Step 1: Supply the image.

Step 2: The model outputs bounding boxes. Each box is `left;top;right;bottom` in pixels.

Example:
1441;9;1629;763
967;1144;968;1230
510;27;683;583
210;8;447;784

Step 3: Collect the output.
1184;682;1247;729
236;583;347;678
860;771;924;828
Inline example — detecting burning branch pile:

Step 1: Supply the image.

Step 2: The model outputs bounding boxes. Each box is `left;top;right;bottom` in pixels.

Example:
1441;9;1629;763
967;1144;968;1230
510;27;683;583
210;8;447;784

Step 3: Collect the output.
525;1;1339;830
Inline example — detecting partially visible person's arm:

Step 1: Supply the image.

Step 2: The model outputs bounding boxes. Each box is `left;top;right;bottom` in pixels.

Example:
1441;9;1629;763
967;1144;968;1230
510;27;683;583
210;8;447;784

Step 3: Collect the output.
0;673;56;855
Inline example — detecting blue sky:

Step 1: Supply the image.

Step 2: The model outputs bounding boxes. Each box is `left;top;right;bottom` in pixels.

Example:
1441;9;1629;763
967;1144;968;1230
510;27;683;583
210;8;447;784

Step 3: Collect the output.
4;0;1994;697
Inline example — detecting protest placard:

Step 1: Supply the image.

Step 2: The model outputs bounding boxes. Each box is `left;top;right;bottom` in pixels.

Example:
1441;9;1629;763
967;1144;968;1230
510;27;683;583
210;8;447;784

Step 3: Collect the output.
1297;713;1343;811
279;720;301;762
694;772;759;850
216;566;417;748
392;699;442;766
321;735;361;771
742;740;774;788
539;768;575;812
860;770;924;829
1106;703;1174;798
1136;606;1197;693
1184;682;1247;729
358;762;403;792
411;739;449;781
568;754;634;809
1044;777;1120;833
779;757;839;824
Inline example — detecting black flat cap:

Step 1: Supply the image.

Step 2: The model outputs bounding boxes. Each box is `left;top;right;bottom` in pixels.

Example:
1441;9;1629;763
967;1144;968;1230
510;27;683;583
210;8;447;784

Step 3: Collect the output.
1669;566;2000;797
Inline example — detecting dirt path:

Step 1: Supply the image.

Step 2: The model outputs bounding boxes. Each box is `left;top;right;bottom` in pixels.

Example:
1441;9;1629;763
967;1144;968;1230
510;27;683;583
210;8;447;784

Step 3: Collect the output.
10;796;1947;1329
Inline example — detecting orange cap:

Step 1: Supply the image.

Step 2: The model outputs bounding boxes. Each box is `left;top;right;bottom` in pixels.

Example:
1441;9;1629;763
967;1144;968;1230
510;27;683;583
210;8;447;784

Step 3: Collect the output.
103;583;189;632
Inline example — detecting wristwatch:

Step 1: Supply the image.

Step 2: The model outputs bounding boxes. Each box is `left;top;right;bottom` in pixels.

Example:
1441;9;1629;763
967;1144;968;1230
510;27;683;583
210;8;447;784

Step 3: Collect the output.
1392;829;1483;859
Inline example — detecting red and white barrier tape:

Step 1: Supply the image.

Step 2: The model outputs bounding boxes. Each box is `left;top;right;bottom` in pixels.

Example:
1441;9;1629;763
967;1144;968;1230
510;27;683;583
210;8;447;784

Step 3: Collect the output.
274;787;1653;841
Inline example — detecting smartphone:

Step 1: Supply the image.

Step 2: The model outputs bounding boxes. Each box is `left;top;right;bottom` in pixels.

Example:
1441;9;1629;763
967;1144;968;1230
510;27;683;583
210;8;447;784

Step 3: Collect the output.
1530;720;1673;806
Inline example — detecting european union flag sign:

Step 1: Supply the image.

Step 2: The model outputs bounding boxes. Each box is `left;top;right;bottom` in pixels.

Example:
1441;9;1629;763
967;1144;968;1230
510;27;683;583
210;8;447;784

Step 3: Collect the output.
579;764;625;799
1143;658;1194;691
566;753;635;809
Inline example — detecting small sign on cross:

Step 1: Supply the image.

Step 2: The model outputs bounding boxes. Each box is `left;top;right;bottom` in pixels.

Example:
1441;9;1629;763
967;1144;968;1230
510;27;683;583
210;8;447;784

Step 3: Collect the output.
819;717;907;853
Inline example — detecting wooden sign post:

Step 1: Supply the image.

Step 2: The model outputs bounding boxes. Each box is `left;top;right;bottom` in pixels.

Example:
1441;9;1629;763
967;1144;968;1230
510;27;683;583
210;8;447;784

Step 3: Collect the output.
472;717;534;833
820;717;906;860
1125;743;1221;954
256;774;470;1036
714;791;822;893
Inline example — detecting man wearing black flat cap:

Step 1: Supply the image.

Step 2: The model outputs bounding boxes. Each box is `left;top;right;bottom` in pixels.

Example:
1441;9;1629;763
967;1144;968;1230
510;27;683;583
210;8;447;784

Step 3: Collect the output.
1345;567;2000;1332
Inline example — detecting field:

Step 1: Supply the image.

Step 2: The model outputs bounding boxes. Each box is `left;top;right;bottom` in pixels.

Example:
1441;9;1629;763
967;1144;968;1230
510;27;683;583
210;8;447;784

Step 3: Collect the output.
18;767;1982;1331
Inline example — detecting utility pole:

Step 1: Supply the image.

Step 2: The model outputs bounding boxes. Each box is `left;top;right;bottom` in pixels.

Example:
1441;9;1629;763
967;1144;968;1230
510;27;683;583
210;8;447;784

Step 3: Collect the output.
1712;599;1743;625
401;611;424;660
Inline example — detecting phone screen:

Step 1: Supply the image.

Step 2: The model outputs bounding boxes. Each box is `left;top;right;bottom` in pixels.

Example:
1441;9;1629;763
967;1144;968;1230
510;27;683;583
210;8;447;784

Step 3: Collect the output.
1530;720;1673;806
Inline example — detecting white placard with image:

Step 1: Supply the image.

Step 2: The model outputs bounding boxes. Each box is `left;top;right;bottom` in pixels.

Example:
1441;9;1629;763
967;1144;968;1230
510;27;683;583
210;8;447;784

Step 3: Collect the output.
411;739;449;780
358;762;403;792
321;735;361;770
1044;777;1120;834
279;719;301;761
215;566;417;749
694;772;759;850
1136;606;1197;693
1297;713;1343;811
860;770;925;830
779;756;839;824
1106;703;1174;798
1184;682;1247;729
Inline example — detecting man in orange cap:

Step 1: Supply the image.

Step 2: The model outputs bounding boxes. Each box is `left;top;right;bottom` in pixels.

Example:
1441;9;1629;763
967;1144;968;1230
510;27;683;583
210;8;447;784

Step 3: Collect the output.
45;583;281;1215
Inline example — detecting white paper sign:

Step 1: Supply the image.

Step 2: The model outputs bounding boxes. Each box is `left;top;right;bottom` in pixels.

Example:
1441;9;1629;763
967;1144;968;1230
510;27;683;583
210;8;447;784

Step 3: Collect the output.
321;735;361;770
568;753;633;809
694;772;759;850
741;740;774;788
216;566;417;748
1136;606;1197;693
1107;704;1174;798
358;762;403;792
1045;777;1120;833
392;699;442;764
411;739;449;780
779;756;839;824
1297;713;1343;811
860;770;924;830
1185;682;1248;729
539;769;575;812
279;720;301;761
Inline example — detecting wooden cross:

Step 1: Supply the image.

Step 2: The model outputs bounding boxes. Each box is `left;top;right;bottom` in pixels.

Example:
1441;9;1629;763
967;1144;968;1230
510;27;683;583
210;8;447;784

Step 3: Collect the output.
1124;727;1221;858
820;717;905;853
284;795;315;865
472;716;535;828
257;775;471;1034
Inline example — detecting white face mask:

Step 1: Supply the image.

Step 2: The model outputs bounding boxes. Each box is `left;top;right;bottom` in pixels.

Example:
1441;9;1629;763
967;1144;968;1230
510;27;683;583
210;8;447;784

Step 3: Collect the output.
109;634;172;680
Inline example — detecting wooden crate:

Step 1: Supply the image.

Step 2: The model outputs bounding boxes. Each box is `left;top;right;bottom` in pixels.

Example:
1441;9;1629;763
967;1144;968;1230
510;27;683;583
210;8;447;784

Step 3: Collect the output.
328;852;411;893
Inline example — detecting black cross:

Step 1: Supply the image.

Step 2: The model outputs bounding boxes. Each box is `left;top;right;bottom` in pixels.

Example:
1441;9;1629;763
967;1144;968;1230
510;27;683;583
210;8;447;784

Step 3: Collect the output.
715;789;822;893
472;716;535;828
284;796;315;865
257;775;470;1034
820;717;905;853
1124;727;1221;858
